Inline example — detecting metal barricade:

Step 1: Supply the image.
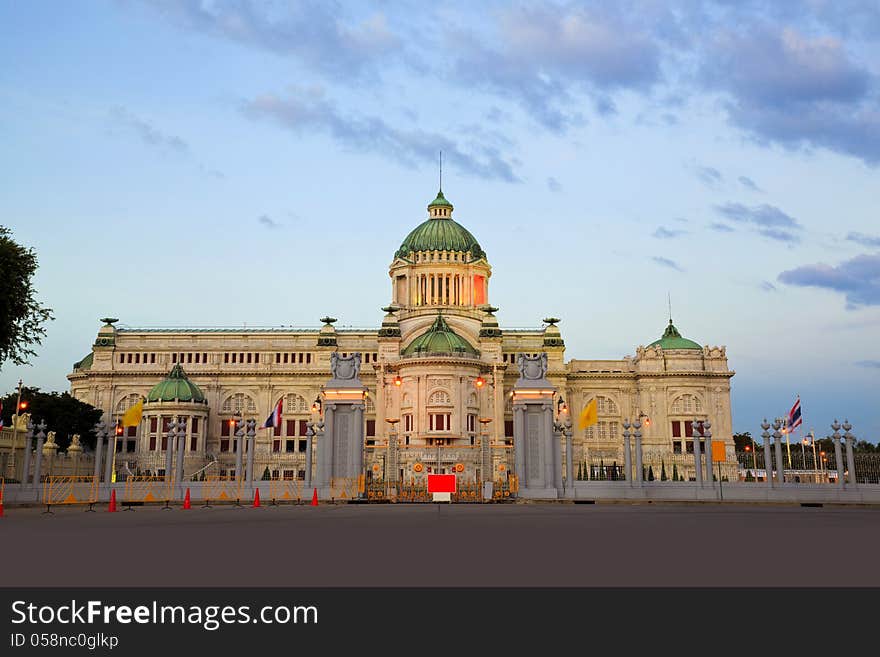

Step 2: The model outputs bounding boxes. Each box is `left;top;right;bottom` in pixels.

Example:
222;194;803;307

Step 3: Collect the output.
204;476;243;506
41;475;99;513
268;478;304;504
122;476;171;509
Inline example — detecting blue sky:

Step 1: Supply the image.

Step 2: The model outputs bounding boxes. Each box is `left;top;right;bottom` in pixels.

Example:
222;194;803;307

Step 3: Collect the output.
1;1;879;441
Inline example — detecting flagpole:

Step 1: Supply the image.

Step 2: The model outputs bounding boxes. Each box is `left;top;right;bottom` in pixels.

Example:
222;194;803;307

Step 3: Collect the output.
785;418;792;468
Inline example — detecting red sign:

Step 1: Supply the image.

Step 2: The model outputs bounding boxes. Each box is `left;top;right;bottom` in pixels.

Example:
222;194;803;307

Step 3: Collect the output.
427;474;456;493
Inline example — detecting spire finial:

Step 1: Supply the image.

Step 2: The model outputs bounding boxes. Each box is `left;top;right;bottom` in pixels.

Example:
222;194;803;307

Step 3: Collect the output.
667;292;672;324
439;150;442;192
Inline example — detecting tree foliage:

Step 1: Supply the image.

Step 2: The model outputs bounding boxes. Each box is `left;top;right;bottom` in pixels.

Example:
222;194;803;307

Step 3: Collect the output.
733;432;753;451
0;387;102;451
0;226;54;368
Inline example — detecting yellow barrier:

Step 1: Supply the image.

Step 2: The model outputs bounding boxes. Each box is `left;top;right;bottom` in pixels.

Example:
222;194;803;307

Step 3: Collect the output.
204;476;243;505
329;477;359;500
41;476;99;512
123;476;171;506
268;478;303;504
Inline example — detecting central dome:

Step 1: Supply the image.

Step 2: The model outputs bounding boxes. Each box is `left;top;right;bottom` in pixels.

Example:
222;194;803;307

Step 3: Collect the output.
401;313;479;357
394;190;485;260
147;364;207;403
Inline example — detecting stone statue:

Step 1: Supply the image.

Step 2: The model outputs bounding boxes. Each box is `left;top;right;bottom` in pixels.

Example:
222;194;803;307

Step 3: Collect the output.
330;352;361;381
517;352;548;381
69;434;83;453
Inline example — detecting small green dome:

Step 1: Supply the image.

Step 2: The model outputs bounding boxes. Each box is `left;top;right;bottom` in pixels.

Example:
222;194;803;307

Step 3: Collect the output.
73;352;94;371
401;314;478;357
147;364;206;403
647;320;702;350
394;190;485;260
428;190;453;208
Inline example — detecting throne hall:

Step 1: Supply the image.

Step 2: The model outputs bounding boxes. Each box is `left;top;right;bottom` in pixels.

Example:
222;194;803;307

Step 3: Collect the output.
68;188;735;483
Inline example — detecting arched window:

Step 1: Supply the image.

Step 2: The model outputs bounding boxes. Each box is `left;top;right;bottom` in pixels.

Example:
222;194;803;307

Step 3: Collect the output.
283;393;309;414
221;393;257;415
365;395;375;414
671;394;703;415
584;395;620;441
401;393;412;408
467;393;478;408
115;393;143;414
428;390;451;406
596;396;618;415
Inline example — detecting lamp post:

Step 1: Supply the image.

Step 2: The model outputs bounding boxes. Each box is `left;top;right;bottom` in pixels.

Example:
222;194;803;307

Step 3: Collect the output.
633;418;643;487
233;414;244;482
92;420;106;483
691;419;703;486
245;419;256;486
22;419;34;486
164;418;179;484
33;420;47;489
478;417;492;489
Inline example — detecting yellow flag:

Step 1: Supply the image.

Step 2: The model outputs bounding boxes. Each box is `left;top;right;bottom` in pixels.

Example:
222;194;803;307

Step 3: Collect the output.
122;399;144;427
578;398;598;430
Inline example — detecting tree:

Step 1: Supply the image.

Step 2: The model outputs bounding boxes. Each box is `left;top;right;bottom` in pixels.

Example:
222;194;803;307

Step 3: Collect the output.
0;226;54;368
660;461;668;481
647;465;655;481
0;387;102;451
261;467;271;481
672;463;679;482
577;462;582;481
733;432;753;452
599;459;605;481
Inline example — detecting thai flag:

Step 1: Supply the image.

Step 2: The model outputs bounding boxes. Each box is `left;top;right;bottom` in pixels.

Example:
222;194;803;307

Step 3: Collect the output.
259;399;282;430
788;397;802;432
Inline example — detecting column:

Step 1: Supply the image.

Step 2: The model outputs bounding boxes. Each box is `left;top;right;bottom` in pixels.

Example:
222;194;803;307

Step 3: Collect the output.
552;425;563;492
832;435;844;489
177;419;187;483
634;428;643;487
705;427;714;487
375;367;385;446
564;427;574;496
93;431;103;482
353;403;365;479
692;429;702;486
33;430;45;489
623;429;632;484
234;423;244;481
246;432;255;485
763;434;773;488
104;428;115;484
305;426;314;488
493;368;503;444
513;405;525;484
844;434;857;486
543;404;554;488
165;422;174;484
438;273;444;305
22;430;33;486
774;434;785;484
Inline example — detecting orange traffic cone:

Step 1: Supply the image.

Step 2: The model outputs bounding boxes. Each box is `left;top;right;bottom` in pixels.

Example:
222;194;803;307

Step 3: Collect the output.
0;496;4;518
183;488;191;510
311;487;319;506
108;489;117;513
252;488;261;508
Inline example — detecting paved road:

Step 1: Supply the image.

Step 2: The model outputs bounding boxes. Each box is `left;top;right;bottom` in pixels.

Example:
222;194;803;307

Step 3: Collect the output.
2;502;877;587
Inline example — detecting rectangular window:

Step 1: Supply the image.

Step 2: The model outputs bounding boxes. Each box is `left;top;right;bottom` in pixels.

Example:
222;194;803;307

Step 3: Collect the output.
299;419;308;436
685;421;694;437
191;418;199;433
686;440;694;454
286;419;296;436
149;436;156;451
194;353;200;363
151;353;156;363
504;420;514;437
306;353;312;364
126;441;136;453
239;352;244;363
672;421;681;438
297;469;306;480
283;353;289;364
135;353;140;364
467;414;476;432
224;353;229;363
187;353;192;363
429;413;451;431
473;275;485;304
127;426;136;437
221;421;230;437
127;353;132;363
172;353;178;363
283;470;295;481
162;418;171;432
246;353;252;364
673;440;682;454
298;439;307;452
403;414;413;432
271;470;280;481
285;439;296;453
119;354;124;363
272;440;281;453
274;421;281;437
276;353;281;364
190;436;197;451
161;437;168;451
116;441;123;453
202;352;207;363
366;419;376;437
231;352;236;363
150;417;157;432
255;353;259;363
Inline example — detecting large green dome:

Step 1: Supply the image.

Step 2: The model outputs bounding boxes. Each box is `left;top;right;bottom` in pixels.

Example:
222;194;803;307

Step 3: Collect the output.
401;314;478;357
147;364;207;403
394;191;485;260
647;320;702;350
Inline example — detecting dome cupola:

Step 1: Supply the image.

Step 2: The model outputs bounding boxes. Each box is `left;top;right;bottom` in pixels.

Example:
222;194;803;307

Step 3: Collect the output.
147;364;207;403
